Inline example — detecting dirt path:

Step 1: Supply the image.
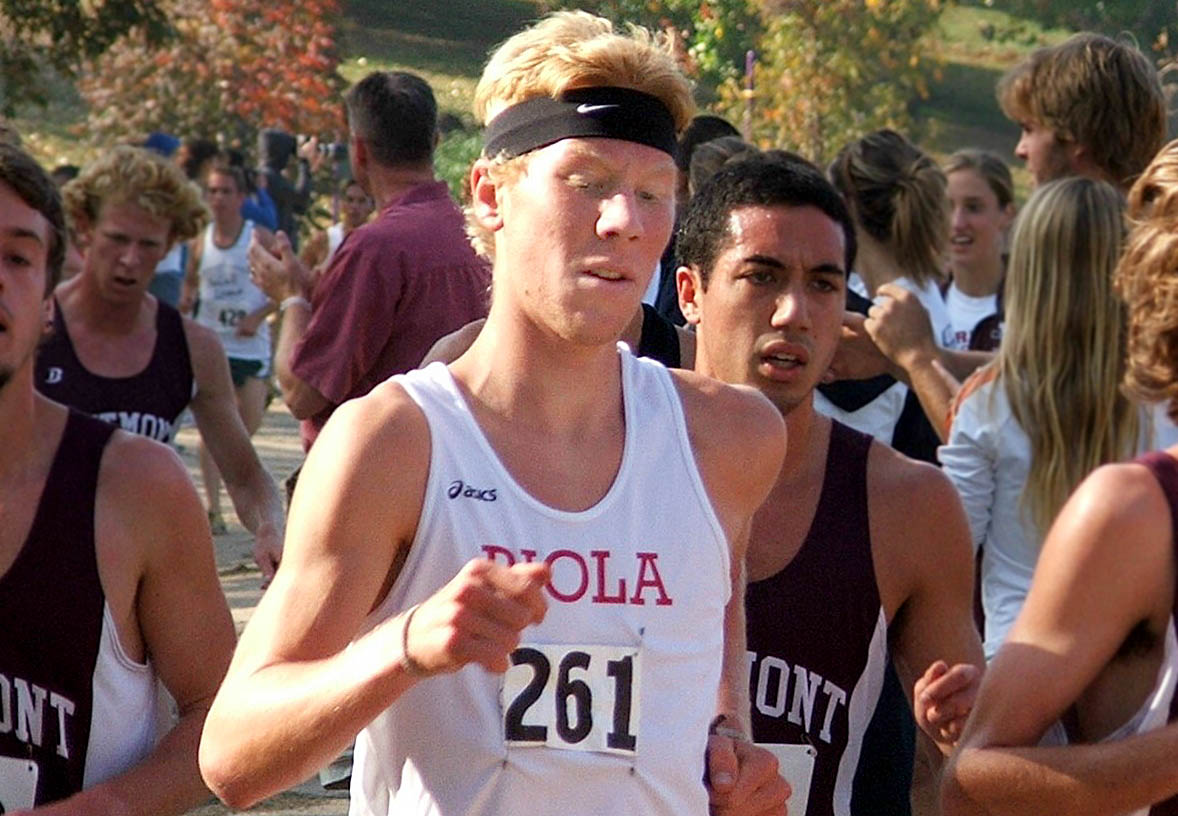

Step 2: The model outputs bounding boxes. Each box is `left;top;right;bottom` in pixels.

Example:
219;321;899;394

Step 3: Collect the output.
175;402;349;816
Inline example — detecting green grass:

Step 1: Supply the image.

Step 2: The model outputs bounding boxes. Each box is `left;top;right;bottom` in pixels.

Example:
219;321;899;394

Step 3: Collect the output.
915;3;1077;199
337;0;548;120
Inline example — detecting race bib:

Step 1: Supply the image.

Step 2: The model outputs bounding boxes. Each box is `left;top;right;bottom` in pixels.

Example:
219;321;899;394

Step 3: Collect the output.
501;643;641;756
0;755;38;812
755;742;815;815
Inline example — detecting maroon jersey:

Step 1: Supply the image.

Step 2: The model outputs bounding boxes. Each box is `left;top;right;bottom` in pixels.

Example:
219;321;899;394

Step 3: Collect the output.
0;411;115;807
746;421;891;816
36;300;194;444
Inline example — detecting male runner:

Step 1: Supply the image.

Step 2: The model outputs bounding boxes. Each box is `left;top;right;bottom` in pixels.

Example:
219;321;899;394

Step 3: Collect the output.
941;139;1178;816
0;140;235;814
200;11;787;815
677;151;983;816
36;146;283;580
184;161;276;533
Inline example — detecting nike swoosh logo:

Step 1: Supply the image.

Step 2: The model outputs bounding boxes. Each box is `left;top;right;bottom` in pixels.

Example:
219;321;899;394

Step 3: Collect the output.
576;103;618;115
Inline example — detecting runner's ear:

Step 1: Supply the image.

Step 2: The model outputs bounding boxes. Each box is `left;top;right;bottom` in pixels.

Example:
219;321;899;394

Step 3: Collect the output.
470;160;504;233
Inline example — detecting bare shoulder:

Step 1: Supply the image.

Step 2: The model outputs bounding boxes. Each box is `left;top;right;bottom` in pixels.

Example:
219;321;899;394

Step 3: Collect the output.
180;315;227;376
867;438;960;512
94;430;211;601
99;429;198;510
866;439;973;603
668;368;786;515
294;375;432;547
1043;459;1172;570
263;377;433;638
670;368;784;451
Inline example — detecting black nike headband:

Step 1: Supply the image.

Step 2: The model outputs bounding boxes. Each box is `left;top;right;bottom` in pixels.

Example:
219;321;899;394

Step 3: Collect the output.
482;86;677;159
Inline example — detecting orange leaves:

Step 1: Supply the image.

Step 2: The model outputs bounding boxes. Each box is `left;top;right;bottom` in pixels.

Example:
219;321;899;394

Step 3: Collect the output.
80;0;346;144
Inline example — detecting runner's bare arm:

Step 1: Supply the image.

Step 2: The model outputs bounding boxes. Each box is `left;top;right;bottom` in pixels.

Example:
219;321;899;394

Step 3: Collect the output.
184;320;284;579
943;464;1178;815
199;383;549;809
31;435;238;816
670;371;789;816
179;236;202;314
870;446;984;754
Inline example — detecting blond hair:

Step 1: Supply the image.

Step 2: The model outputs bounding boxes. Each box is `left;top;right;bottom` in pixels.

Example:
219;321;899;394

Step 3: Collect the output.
830;129;948;288
467;10;695;259
997;33;1164;189
997;176;1137;535
1117;139;1178;422
63;145;208;244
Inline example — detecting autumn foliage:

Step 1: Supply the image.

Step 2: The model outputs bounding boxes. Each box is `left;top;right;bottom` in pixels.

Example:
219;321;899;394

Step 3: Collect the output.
565;0;944;164
79;0;346;145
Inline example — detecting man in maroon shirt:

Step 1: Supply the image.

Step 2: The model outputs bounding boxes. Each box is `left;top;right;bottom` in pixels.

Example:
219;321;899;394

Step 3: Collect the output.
252;71;491;452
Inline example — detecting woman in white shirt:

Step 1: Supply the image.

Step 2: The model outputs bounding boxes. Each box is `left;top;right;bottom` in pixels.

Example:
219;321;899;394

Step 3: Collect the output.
942;149;1015;352
815;129;951;461
940;177;1140;659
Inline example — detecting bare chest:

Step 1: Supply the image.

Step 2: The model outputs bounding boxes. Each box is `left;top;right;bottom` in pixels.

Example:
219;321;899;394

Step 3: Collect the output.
478;421;625;513
67;323;158;379
0;480;46;582
1070;615;1171;742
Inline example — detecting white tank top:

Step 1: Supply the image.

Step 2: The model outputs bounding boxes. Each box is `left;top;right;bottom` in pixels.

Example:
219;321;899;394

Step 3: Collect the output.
195;221;271;361
350;348;731;816
83;604;160;789
326;223;345;263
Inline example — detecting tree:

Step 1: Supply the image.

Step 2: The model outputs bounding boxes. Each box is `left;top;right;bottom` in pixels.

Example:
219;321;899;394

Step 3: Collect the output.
989;1;1175;59
0;0;170;114
78;0;346;147
558;0;760;93
719;0;944;162
565;0;944;163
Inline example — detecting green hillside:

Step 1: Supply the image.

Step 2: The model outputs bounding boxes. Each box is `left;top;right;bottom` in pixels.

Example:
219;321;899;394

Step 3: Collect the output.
15;0;1074;200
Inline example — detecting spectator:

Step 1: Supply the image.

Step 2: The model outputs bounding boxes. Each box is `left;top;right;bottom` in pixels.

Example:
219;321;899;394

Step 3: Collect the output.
943;141;1178;816
256;128;314;249
942;149;1015;352
250;71;491;453
815;129;951;461
298;177;373;276
939;176;1140;659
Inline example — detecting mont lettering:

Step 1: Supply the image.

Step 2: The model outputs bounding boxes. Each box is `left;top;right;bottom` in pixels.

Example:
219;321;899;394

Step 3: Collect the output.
448;480;497;502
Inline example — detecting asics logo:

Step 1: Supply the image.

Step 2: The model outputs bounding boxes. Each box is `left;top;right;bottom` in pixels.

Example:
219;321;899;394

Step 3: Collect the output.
448;480;498;502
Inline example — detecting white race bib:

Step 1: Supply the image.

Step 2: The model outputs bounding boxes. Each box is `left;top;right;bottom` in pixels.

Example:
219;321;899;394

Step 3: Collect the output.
501;643;641;756
755;742;815;815
0;755;38;812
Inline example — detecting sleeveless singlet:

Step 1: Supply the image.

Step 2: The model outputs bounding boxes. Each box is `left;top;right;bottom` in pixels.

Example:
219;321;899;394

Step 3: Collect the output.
194;220;271;362
0;412;159;809
1134;452;1178;816
638;302;681;368
746;422;892;816
350;347;730;816
36;301;194;444
326;223;345;262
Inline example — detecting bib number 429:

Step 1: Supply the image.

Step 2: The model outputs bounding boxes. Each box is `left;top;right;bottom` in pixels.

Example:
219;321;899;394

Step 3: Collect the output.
501;644;640;756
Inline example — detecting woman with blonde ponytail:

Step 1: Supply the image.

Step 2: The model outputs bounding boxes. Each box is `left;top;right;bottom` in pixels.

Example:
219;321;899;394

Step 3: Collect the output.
816;129;952;462
940;176;1140;659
